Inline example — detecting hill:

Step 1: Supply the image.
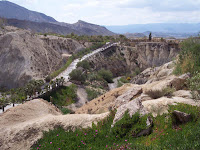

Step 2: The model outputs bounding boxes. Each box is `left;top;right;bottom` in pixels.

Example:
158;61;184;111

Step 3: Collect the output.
0;26;85;89
0;1;57;23
0;1;115;36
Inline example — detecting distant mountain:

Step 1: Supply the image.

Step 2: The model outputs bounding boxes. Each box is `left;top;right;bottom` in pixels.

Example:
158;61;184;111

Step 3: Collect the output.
106;23;200;34
124;33;146;38
55;20;115;36
0;1;57;23
124;31;197;39
5;18;115;36
0;1;114;36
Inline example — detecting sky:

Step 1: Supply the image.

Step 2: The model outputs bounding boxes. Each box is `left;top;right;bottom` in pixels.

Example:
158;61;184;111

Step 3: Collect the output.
8;0;200;25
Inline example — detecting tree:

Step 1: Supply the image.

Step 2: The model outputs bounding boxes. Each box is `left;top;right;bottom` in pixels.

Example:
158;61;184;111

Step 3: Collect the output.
149;32;152;41
98;69;113;83
77;60;91;70
10;89;17;107
0;93;8;112
69;69;86;83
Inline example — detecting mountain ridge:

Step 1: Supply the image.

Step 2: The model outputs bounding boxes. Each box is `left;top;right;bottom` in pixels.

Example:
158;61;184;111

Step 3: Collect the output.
0;1;57;23
0;1;114;36
106;23;200;34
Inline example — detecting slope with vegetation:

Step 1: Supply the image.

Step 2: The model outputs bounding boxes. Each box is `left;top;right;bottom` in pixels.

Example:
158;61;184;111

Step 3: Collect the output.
32;104;200;150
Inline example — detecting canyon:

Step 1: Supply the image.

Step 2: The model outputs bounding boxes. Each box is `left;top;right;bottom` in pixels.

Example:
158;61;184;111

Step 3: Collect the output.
0;26;85;89
87;41;180;77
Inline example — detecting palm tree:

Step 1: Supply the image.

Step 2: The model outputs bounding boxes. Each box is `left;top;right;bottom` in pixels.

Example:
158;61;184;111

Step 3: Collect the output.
10;89;17;107
0;93;8;112
60;77;65;87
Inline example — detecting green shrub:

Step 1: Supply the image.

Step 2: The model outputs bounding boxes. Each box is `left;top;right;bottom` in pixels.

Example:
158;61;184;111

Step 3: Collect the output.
145;87;175;99
59;107;71;114
188;72;200;99
45;76;51;82
31;104;200;150
69;69;86;83
117;77;130;88
77;60;91;70
174;37;200;75
112;111;148;138
86;88;101;101
98;69;113;83
119;77;129;83
41;85;77;106
87;73;102;82
135;67;141;75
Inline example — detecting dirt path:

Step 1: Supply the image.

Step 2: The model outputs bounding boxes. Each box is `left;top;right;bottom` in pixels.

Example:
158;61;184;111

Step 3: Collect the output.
77;87;88;106
108;77;121;90
66;87;88;112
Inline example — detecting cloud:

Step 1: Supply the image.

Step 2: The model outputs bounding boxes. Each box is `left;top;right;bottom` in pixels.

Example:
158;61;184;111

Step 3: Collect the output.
8;0;200;25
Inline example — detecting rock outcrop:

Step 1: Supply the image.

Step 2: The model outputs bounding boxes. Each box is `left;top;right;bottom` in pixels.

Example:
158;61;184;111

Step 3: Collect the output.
172;110;192;125
76;62;200;120
0;26;85;89
0;99;109;150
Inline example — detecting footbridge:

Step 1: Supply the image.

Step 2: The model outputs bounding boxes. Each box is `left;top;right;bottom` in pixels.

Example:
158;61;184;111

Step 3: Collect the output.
56;42;118;82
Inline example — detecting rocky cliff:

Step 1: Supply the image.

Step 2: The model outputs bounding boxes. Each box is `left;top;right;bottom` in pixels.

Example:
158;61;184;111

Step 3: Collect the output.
87;42;180;77
0;26;85;89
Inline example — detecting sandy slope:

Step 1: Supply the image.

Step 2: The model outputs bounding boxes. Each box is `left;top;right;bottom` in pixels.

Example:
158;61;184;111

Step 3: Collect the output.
0;99;109;150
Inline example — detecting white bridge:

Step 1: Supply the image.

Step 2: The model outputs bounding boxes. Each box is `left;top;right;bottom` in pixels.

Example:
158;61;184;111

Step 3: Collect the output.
56;42;118;82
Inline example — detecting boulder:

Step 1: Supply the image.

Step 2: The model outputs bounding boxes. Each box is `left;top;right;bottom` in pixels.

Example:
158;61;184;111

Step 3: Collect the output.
113;86;142;108
132;61;174;85
173;90;192;99
143;73;190;96
142;97;200;117
132;116;154;137
172;110;192;125
112;97;148;126
146;61;174;84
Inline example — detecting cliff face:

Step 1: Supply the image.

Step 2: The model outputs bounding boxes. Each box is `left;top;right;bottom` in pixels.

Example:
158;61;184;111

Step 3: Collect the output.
0;26;85;89
134;42;179;69
87;42;180;77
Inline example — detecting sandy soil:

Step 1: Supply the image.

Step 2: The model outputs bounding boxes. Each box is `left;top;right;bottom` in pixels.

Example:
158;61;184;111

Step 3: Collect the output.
0;99;109;150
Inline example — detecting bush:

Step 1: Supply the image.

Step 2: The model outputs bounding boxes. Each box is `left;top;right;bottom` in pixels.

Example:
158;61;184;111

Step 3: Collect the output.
69;69;86;83
135;67;141;75
120;77;129;83
32;104;200;150
59;107;71;114
111;111;148;138
98;69;113;83
174;37;200;75
77;60;91;70
41;85;77;106
45;76;51;82
87;73;103;82
188;72;200;99
86;88;101;101
145;87;175;99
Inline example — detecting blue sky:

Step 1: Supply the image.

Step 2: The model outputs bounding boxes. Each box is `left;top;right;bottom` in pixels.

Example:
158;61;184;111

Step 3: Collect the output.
8;0;200;25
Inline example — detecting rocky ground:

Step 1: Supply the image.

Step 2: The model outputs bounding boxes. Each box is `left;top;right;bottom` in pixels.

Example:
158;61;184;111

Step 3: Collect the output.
76;61;200;121
0;61;199;150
